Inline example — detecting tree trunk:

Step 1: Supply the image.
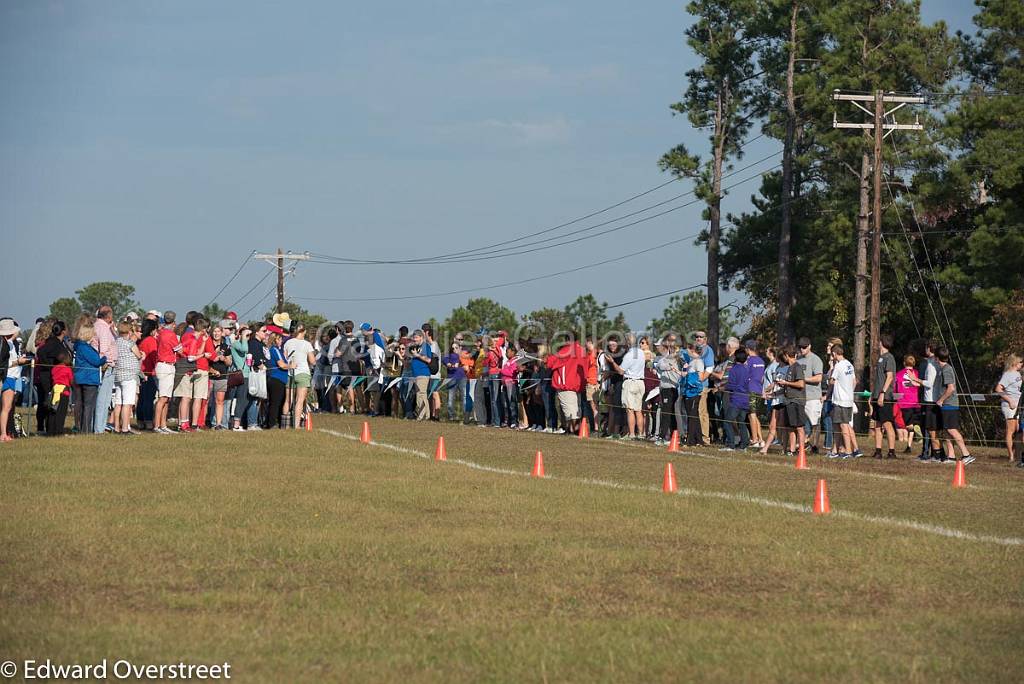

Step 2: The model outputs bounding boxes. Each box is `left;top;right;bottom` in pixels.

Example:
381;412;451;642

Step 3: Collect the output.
776;0;799;345
708;87;727;350
853;152;870;387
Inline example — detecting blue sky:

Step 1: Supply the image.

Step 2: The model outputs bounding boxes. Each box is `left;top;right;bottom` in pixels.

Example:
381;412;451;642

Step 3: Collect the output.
1;0;975;331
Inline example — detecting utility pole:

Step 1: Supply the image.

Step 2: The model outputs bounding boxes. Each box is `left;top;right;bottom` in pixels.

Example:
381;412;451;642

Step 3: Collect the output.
833;90;923;391
252;249;310;314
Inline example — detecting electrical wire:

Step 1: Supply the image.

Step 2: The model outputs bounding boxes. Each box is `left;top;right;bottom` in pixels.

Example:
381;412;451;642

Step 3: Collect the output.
205;250;256;307
307;139;775;266
224;267;276;311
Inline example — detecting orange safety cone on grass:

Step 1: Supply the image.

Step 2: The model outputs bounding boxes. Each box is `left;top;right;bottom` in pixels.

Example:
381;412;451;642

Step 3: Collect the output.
662;462;677;493
435;435;447;462
531;451;545;478
578;420;589;439
952;459;967;488
667;430;680;453
795;443;809;470
813;479;831;514
360;420;372;444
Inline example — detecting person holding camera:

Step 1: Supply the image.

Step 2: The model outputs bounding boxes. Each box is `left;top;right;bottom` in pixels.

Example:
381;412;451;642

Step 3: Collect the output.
408;329;434;421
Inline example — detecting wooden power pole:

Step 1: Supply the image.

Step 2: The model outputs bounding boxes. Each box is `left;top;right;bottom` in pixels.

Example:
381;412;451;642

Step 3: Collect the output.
252;249;310;314
832;90;923;391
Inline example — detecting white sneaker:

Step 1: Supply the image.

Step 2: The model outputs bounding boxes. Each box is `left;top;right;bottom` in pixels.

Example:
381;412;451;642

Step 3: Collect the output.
247;426;263;431
232;426;245;432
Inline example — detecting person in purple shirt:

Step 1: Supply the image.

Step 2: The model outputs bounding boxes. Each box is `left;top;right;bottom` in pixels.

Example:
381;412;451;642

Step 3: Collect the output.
442;342;467;422
723;347;751;449
744;339;766;447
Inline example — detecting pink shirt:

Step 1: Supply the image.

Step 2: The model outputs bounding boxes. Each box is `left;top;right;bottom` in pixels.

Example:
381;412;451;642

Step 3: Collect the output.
895;367;920;408
499;357;519;381
91;318;119;363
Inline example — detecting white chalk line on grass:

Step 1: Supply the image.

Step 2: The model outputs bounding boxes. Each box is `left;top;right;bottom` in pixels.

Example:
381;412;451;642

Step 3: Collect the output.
319;429;1024;547
526;429;1009;492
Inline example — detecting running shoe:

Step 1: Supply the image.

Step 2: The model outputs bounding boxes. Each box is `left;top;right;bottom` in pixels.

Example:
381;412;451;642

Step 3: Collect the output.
961;455;976;465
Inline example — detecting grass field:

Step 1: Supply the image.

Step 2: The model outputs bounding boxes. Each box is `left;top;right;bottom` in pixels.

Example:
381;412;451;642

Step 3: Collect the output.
2;413;1023;682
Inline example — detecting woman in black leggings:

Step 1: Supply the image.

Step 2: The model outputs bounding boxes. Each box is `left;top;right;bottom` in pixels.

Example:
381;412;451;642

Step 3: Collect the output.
264;331;291;429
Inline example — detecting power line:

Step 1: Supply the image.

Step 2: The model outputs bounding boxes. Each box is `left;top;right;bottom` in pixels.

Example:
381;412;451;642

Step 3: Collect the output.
224;267;276;311
308;157;783;267
291;176;808;306
605;285;706;309
205;250;256;307
308;137;775;266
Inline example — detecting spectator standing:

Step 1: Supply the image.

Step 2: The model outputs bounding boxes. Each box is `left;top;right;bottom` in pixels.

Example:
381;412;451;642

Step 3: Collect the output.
894;355;922;453
73;325;106;434
1;319;29;442
409;330;433;421
153;312;180;434
723;347;750;449
442;342;467;422
871;333;898;459
796;337;824;453
92;306;119;433
137;319;159;430
692;331;715;445
113;321;143;434
995;354;1022;463
776;345;807;458
934;346;973;464
828;344;859;458
619;334;647;440
653;339;681;445
745;340;766;448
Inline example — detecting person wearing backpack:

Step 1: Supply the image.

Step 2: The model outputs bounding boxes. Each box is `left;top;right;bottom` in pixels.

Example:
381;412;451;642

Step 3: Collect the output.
679;343;708;446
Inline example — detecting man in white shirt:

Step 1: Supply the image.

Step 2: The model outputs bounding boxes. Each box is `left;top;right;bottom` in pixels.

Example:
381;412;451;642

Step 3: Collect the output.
906;341;940;462
618;333;647;440
828;343;859;458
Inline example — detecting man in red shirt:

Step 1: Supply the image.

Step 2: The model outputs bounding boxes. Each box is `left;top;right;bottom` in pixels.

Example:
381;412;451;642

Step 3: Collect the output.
154;311;181;434
547;339;586;435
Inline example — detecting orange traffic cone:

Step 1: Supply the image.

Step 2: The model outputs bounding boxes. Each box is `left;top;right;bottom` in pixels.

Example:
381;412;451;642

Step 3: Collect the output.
531;451;545;478
360;420;371;444
304;412;313;432
813;479;831;514
663;462;677;493
578;420;589;439
795;443;809;470
667;430;680;453
952;459;967;488
435;435;447;462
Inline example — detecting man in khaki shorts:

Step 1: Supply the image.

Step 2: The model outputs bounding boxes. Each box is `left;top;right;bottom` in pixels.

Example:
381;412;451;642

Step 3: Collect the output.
619;333;647;439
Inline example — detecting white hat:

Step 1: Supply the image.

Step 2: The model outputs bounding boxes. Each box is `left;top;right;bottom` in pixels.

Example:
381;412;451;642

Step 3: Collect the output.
0;318;20;336
272;312;292;329
146;310;161;317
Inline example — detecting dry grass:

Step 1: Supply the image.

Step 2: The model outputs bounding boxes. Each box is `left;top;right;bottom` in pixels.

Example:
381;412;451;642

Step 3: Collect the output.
1;413;1022;682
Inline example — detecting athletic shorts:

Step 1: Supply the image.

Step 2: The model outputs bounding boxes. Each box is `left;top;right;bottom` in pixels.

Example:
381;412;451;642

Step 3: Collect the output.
156;362;176;398
784;402;807;428
871;401;894;425
924;404;941;431
2;377;17;393
621;379;645;411
557;391;580;420
115;379;138;405
585;383;600;402
292;372;311;389
804;398;822;426
832;405;853;425
210;377;228;395
1002;404;1018;420
940;407;961;430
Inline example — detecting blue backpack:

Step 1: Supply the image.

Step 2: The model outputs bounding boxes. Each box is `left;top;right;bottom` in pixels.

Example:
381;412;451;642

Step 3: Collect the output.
679;351;704;398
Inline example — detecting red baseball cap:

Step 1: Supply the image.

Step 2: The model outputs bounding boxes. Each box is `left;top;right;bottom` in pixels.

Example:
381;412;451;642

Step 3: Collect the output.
226;311;238;321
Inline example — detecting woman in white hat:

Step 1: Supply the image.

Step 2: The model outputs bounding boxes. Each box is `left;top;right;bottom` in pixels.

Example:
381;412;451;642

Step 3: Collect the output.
1;319;29;442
